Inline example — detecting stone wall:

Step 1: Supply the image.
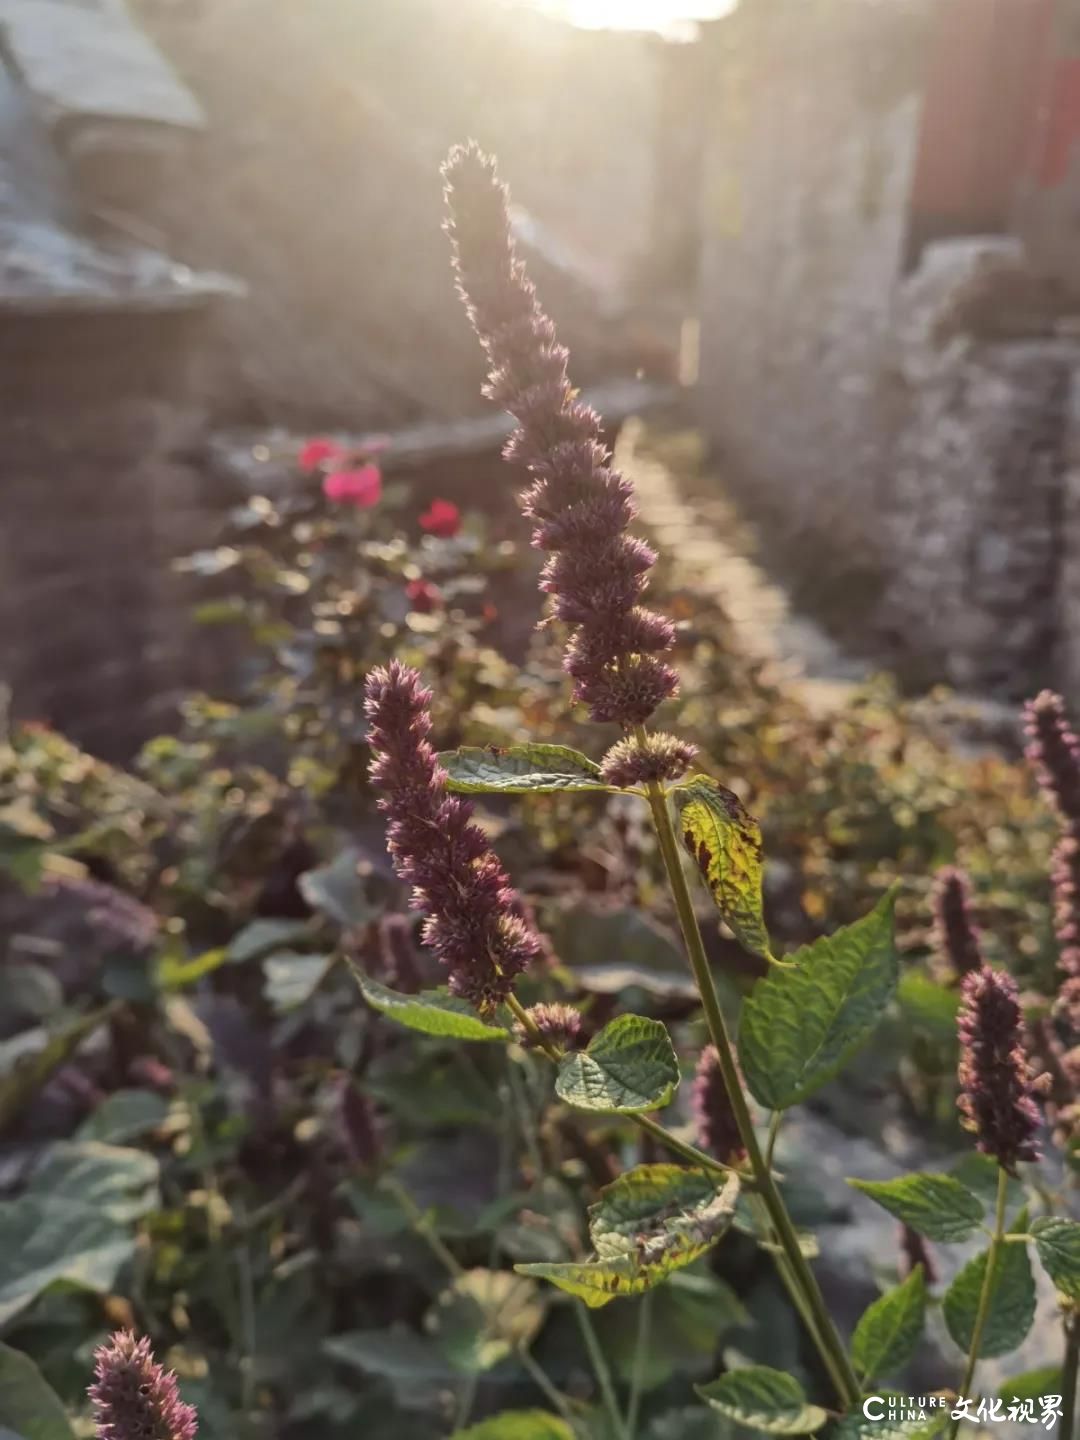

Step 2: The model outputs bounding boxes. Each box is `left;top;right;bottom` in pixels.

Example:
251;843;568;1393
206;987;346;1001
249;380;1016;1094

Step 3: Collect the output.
0;305;230;759
695;0;931;558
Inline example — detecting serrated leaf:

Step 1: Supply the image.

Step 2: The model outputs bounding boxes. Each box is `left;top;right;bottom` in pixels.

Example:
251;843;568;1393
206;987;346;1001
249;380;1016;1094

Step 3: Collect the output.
852;1265;926;1381
997;1364;1063;1403
1031;1216;1080;1299
590;1167;740;1266
0;1343;77;1440
739;891;898;1108
518;1171;739;1309
439;744;608;793
455;1413;575;1440
555;1014;679;1114
671;777;771;958
848;1172;983;1242
696;1366;828;1434
943;1210;1036;1359
351;971;508;1042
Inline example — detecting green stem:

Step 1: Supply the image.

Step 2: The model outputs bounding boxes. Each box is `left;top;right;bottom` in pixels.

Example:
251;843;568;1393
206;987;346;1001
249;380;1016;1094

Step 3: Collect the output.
505;994;741;1181
575;1303;629;1440
765;1112;783;1172
626;1291;652;1438
948;1167;1009;1440
517;1345;584;1435
382;1177;465;1279
1061;1307;1079;1440
639;768;861;1411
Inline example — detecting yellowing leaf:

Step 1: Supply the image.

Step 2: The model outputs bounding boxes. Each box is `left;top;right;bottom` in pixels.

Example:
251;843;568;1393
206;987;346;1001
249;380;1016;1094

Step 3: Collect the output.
670;777;771;959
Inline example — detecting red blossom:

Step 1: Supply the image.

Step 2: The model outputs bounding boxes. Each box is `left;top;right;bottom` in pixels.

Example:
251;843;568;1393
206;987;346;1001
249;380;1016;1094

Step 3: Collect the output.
406;578;443;613
298;437;344;472
323;465;382;508
419;498;462;538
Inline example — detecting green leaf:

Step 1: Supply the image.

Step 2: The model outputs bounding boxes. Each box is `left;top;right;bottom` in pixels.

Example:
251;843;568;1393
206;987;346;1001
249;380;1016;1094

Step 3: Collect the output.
263;952;332;1012
454;1413;575;1440
696;1366;828;1434
0;1344;77;1440
997;1364;1063;1403
351;971;508;1042
427;1269;545;1375
0;1194;135;1329
896;970;961;1039
518;1170;740;1308
1031;1216;1080;1299
848;1172;984;1242
670;777;771;958
943;1210;1036;1359
299;848;383;928
590;1167;740;1268
226;918;311;964
739;891;898;1109
643;1408;730;1440
438;744;607;793
77;1089;169;1145
158;946;229;989
27;1142;160;1222
851;1265;926;1382
555;1015;679;1114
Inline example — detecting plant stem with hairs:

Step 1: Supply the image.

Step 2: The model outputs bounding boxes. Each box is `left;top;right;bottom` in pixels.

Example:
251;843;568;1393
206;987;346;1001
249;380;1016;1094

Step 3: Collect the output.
948;1168;1009;1440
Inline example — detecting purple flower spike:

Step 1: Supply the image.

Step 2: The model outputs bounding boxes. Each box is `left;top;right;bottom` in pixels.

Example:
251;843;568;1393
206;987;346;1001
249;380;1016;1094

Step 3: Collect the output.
513;1001;584;1052
89;1331;197;1440
692;1045;747;1168
443;142;679;727
364;661;541;1014
931;866;983;978
957;967;1042;1174
600;732;697;789
1024;690;1080;984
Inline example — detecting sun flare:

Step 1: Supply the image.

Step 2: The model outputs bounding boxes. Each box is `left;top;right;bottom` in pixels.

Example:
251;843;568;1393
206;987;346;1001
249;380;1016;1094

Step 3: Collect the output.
530;0;734;32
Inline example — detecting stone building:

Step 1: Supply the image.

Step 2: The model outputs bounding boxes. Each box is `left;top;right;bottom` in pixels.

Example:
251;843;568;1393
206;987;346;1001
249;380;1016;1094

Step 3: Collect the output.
0;0;236;758
693;0;1080;701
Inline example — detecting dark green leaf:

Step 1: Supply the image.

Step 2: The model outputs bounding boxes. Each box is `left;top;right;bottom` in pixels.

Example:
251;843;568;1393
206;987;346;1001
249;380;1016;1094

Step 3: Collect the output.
226;918;311;964
352;971;508;1042
739;891;898;1108
0;1194;135;1329
851;1265;926;1381
696;1366;828;1434
555;1015;680;1114
77;1089;169;1145
27;1142;160;1223
943;1211;1036;1359
848;1172;983;1242
0;1344;77;1440
263;953;332;1012
896;971;960;1039
671;777;771;959
299;849;383;928
1031;1216;1080;1299
0;1006;116;1131
439;744;608;793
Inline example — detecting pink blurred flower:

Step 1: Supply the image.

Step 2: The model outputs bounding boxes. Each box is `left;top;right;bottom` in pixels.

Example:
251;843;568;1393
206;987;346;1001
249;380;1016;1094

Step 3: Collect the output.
406;578;443;613
323;465;382;508
419;498;462;538
298;437;344;472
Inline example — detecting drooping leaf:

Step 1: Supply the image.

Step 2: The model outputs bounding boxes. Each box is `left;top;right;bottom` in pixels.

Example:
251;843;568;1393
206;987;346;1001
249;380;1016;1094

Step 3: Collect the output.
555;1015;679;1114
671;777;771;959
848;1172;984;1242
517;1170;740;1309
851;1265;927;1382
351;971;508;1042
943;1210;1036;1359
77;1089;169;1145
1030;1216;1080;1300
0;1343;77;1440
439;744;608;793
696;1366;828;1434
739;890;898;1108
454;1413;575;1440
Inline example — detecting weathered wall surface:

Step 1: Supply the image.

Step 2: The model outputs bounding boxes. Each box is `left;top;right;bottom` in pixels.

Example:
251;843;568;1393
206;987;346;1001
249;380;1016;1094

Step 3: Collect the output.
695;0;930;556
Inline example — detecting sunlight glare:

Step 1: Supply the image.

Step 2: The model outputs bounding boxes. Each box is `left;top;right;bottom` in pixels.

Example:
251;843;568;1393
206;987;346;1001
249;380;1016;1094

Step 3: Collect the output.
529;0;734;33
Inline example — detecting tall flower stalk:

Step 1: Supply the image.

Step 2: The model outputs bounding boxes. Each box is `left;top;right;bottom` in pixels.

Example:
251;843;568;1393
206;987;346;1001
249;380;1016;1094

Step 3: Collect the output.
443;139;861;1410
